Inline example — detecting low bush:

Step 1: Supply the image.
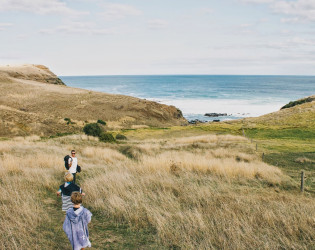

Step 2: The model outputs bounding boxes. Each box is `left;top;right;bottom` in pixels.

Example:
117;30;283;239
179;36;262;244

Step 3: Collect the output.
281;97;314;110
116;134;127;140
97;119;106;125
83;123;102;137
64;117;74;125
99;132;116;143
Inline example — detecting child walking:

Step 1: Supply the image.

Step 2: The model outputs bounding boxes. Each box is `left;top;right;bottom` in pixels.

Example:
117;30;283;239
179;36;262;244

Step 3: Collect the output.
63;192;92;250
57;172;84;212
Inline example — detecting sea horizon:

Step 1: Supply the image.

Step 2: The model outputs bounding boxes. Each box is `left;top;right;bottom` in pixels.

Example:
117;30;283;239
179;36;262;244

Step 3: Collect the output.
60;75;315;122
60;74;315;77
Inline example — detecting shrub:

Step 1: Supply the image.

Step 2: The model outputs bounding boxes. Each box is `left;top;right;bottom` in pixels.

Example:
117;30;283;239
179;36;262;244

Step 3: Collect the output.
83;123;102;137
281;97;314;110
64;117;73;125
116;134;127;140
97;119;106;125
99;132;116;143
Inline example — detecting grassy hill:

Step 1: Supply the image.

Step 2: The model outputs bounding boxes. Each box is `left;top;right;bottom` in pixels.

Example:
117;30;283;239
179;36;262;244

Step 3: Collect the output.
0;64;186;137
241;95;315;128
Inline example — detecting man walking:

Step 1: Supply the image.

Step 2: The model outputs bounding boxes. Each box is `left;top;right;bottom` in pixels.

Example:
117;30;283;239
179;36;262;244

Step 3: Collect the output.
68;150;78;184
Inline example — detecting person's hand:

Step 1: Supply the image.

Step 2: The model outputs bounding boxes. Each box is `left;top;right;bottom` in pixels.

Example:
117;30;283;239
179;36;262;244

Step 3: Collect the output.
82;192;86;196
56;192;61;196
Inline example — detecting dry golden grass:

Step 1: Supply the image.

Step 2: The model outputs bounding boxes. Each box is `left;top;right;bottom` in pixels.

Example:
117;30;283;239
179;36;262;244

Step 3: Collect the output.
82;147;126;164
1;134;315;249
0;142;63;249
136;151;283;183
82;134;314;249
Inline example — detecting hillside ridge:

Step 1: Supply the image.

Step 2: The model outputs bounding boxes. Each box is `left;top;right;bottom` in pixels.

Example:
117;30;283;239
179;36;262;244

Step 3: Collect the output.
0;64;65;85
0;64;186;137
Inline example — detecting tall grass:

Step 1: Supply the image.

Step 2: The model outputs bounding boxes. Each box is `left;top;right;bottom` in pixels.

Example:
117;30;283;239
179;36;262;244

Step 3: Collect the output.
84;163;314;249
1;134;315;249
81;134;314;249
0;142;63;249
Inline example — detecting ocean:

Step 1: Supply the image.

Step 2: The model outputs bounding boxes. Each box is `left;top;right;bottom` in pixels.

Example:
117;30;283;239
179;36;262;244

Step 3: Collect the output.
60;75;315;122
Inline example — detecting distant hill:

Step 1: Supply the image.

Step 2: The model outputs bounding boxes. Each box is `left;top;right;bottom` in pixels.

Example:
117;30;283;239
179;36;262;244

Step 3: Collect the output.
0;64;186;137
241;95;315;128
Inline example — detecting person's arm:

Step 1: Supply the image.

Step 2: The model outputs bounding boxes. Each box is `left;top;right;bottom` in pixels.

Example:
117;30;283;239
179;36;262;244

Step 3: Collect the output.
57;188;61;196
84;209;92;223
68;157;72;168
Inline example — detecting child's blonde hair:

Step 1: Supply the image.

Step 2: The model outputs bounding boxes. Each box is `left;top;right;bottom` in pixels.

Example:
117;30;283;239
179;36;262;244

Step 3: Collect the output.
71;192;83;205
64;172;73;182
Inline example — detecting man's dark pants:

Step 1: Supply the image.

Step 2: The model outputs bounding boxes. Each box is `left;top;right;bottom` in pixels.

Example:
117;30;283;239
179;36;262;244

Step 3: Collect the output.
72;173;76;184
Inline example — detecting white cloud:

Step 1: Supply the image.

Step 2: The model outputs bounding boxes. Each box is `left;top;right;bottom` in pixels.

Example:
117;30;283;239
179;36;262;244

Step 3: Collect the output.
0;22;13;31
239;0;315;22
280;17;300;23
239;0;274;3
272;0;315;22
200;8;214;15
147;19;168;30
100;3;142;21
0;0;88;16
39;21;116;35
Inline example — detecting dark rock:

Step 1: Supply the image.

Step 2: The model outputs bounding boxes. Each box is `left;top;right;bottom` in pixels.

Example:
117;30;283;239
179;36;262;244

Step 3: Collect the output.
204;113;227;117
189;119;206;124
212;119;220;122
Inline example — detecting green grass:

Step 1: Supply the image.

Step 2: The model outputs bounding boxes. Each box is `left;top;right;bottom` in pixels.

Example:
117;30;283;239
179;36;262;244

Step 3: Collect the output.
244;128;315;140
263;152;315;193
120;123;243;140
48;132;74;139
90;213;163;250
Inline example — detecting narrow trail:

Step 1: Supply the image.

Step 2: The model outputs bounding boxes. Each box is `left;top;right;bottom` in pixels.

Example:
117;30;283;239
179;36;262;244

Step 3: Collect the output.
40;190;71;249
40;176;162;249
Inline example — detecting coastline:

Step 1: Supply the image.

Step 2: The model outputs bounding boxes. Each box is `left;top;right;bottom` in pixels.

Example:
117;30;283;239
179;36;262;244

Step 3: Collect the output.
60;75;315;123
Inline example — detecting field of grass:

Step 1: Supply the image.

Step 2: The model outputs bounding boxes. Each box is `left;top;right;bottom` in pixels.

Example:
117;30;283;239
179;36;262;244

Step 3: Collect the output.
1;65;315;248
121;119;315;193
1;130;315;249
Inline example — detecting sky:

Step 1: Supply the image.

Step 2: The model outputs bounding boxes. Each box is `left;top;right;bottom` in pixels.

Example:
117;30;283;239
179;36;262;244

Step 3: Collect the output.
0;0;314;76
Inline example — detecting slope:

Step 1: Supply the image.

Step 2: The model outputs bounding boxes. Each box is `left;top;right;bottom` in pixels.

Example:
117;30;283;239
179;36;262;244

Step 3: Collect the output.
0;64;186;137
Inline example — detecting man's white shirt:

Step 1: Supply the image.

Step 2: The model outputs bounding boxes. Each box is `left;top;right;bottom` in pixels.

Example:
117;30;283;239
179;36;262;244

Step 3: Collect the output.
68;157;77;174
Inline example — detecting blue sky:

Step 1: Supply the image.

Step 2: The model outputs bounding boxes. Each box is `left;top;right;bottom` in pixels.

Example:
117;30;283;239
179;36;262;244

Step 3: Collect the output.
0;0;314;75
